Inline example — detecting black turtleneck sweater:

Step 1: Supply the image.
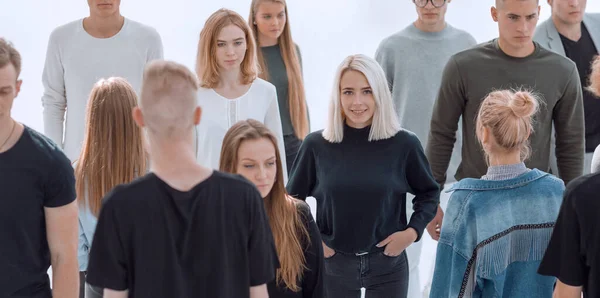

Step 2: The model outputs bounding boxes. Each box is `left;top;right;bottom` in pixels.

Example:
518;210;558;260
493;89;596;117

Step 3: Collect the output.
286;125;440;254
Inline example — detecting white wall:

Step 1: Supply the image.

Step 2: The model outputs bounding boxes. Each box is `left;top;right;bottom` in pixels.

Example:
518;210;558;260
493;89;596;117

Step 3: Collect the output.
2;0;600;133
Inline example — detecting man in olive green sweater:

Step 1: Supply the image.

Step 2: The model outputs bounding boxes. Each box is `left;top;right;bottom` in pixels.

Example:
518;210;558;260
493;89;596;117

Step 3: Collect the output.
426;0;584;232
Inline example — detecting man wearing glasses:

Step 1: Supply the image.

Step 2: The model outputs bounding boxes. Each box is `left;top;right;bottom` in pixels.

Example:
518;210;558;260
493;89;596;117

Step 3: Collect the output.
426;0;584;244
375;1;475;296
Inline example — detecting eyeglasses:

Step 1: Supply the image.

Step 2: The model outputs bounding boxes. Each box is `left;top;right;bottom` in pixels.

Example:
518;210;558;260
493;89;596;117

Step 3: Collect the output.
413;0;447;8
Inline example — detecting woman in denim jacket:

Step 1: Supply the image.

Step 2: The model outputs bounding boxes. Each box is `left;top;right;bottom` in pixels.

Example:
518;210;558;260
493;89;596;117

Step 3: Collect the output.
429;89;564;298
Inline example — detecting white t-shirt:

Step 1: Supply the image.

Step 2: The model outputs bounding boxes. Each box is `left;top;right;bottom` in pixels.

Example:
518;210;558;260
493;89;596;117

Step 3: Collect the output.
41;18;163;161
195;78;288;180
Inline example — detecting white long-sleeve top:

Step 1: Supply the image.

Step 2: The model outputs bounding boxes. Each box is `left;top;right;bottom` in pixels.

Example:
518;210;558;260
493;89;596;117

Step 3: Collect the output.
195;78;288;181
41;18;163;161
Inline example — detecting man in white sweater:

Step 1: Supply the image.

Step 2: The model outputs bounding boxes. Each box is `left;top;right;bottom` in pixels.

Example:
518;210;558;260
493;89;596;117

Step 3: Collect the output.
375;0;476;297
42;0;163;161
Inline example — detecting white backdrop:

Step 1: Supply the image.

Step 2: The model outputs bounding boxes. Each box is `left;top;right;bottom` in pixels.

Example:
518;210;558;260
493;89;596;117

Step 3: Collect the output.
3;0;600;133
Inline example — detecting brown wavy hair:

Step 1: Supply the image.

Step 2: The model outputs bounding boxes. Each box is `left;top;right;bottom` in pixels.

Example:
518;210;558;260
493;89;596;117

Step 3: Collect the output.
75;77;147;216
249;0;309;139
196;8;258;89
219;119;309;291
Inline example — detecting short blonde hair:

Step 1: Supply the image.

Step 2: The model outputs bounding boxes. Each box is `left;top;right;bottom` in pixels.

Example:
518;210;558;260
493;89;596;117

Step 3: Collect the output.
322;54;400;143
476;89;539;162
140;60;199;138
196;8;258;88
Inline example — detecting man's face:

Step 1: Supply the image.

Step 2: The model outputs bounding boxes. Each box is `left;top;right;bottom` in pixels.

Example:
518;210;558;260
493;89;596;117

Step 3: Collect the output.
0;64;21;118
493;0;541;51
87;0;121;17
415;0;450;27
549;0;587;25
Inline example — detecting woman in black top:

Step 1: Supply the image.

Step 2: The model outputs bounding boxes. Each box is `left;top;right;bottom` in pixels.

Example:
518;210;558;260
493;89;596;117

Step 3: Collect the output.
249;0;309;173
286;54;440;298
220;119;324;298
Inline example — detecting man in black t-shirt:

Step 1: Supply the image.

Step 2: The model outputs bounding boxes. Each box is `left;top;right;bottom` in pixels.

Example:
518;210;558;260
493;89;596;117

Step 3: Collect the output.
534;0;600;174
538;172;600;297
0;38;79;297
85;60;278;298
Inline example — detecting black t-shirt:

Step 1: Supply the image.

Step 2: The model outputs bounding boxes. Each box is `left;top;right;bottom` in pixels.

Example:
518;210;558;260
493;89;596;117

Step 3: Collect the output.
560;23;600;152
538;172;600;297
86;171;279;298
267;201;324;298
0;126;76;298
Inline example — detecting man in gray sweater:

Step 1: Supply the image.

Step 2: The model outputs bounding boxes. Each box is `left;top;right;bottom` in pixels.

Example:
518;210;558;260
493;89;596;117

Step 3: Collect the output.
427;0;584;239
375;0;476;296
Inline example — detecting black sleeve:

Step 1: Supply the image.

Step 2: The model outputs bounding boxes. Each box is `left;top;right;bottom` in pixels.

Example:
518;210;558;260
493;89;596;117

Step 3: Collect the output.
297;202;324;298
286;134;317;200
44;151;76;207
248;187;279;286
86;190;128;291
405;134;441;242
426;57;466;187
538;182;586;286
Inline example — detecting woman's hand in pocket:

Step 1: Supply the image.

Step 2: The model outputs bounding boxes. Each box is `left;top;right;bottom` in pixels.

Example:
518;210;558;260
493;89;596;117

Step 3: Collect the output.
376;228;418;257
322;241;336;258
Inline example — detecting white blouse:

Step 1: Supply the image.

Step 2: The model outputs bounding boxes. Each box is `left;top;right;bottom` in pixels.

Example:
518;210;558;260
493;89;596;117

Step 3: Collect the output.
194;78;288;181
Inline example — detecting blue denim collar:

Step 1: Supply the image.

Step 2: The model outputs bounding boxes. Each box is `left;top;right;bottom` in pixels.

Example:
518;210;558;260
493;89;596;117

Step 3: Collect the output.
447;169;549;192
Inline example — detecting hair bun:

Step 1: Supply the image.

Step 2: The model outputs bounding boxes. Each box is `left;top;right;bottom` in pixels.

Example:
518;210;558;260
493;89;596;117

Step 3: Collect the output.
509;91;538;118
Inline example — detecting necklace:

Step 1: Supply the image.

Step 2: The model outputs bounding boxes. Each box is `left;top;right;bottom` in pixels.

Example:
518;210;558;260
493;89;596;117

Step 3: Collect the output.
0;120;16;151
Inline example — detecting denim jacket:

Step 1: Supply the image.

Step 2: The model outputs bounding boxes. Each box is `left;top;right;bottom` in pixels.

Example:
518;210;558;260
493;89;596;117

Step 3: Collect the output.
430;169;564;298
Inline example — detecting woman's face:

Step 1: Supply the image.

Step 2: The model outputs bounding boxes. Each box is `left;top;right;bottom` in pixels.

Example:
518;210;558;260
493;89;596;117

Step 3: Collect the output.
254;1;286;45
215;24;247;71
236;138;277;198
340;70;376;129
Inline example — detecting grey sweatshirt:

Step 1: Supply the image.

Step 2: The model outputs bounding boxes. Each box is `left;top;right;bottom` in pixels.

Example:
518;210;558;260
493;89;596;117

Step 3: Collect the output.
375;24;476;183
427;39;584;186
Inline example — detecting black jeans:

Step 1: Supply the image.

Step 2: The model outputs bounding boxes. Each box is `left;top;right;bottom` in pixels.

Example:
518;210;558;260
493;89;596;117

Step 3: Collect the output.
284;133;302;174
324;250;409;298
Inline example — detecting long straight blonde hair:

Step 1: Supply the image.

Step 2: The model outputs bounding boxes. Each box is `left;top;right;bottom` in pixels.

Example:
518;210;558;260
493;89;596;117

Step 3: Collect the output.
75;78;147;216
219;119;309;292
249;0;309;139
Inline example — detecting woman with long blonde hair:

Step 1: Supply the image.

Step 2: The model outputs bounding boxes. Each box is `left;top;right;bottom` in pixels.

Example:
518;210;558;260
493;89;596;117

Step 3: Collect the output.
195;8;287;179
287;54;440;297
75;77;147;298
249;0;309;173
220;119;323;298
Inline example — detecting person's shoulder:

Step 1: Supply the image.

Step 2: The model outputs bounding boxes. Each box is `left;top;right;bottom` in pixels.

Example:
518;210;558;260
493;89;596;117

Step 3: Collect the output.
49;19;83;43
293;199;311;217
451;39;492;62
252;78;277;94
211;171;261;195
100;174;157;209
391;128;421;146
378;26;415;48
446;24;477;44
536;43;577;69
565;172;600;201
124;18;161;42
584;13;600;25
23;126;71;167
303;130;327;147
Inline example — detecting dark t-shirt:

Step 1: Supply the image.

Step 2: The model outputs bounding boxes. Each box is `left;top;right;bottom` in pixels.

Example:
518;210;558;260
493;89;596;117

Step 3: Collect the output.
560;23;600;152
267;201;324;298
86;171;279;298
0;126;76;298
538;172;600;297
